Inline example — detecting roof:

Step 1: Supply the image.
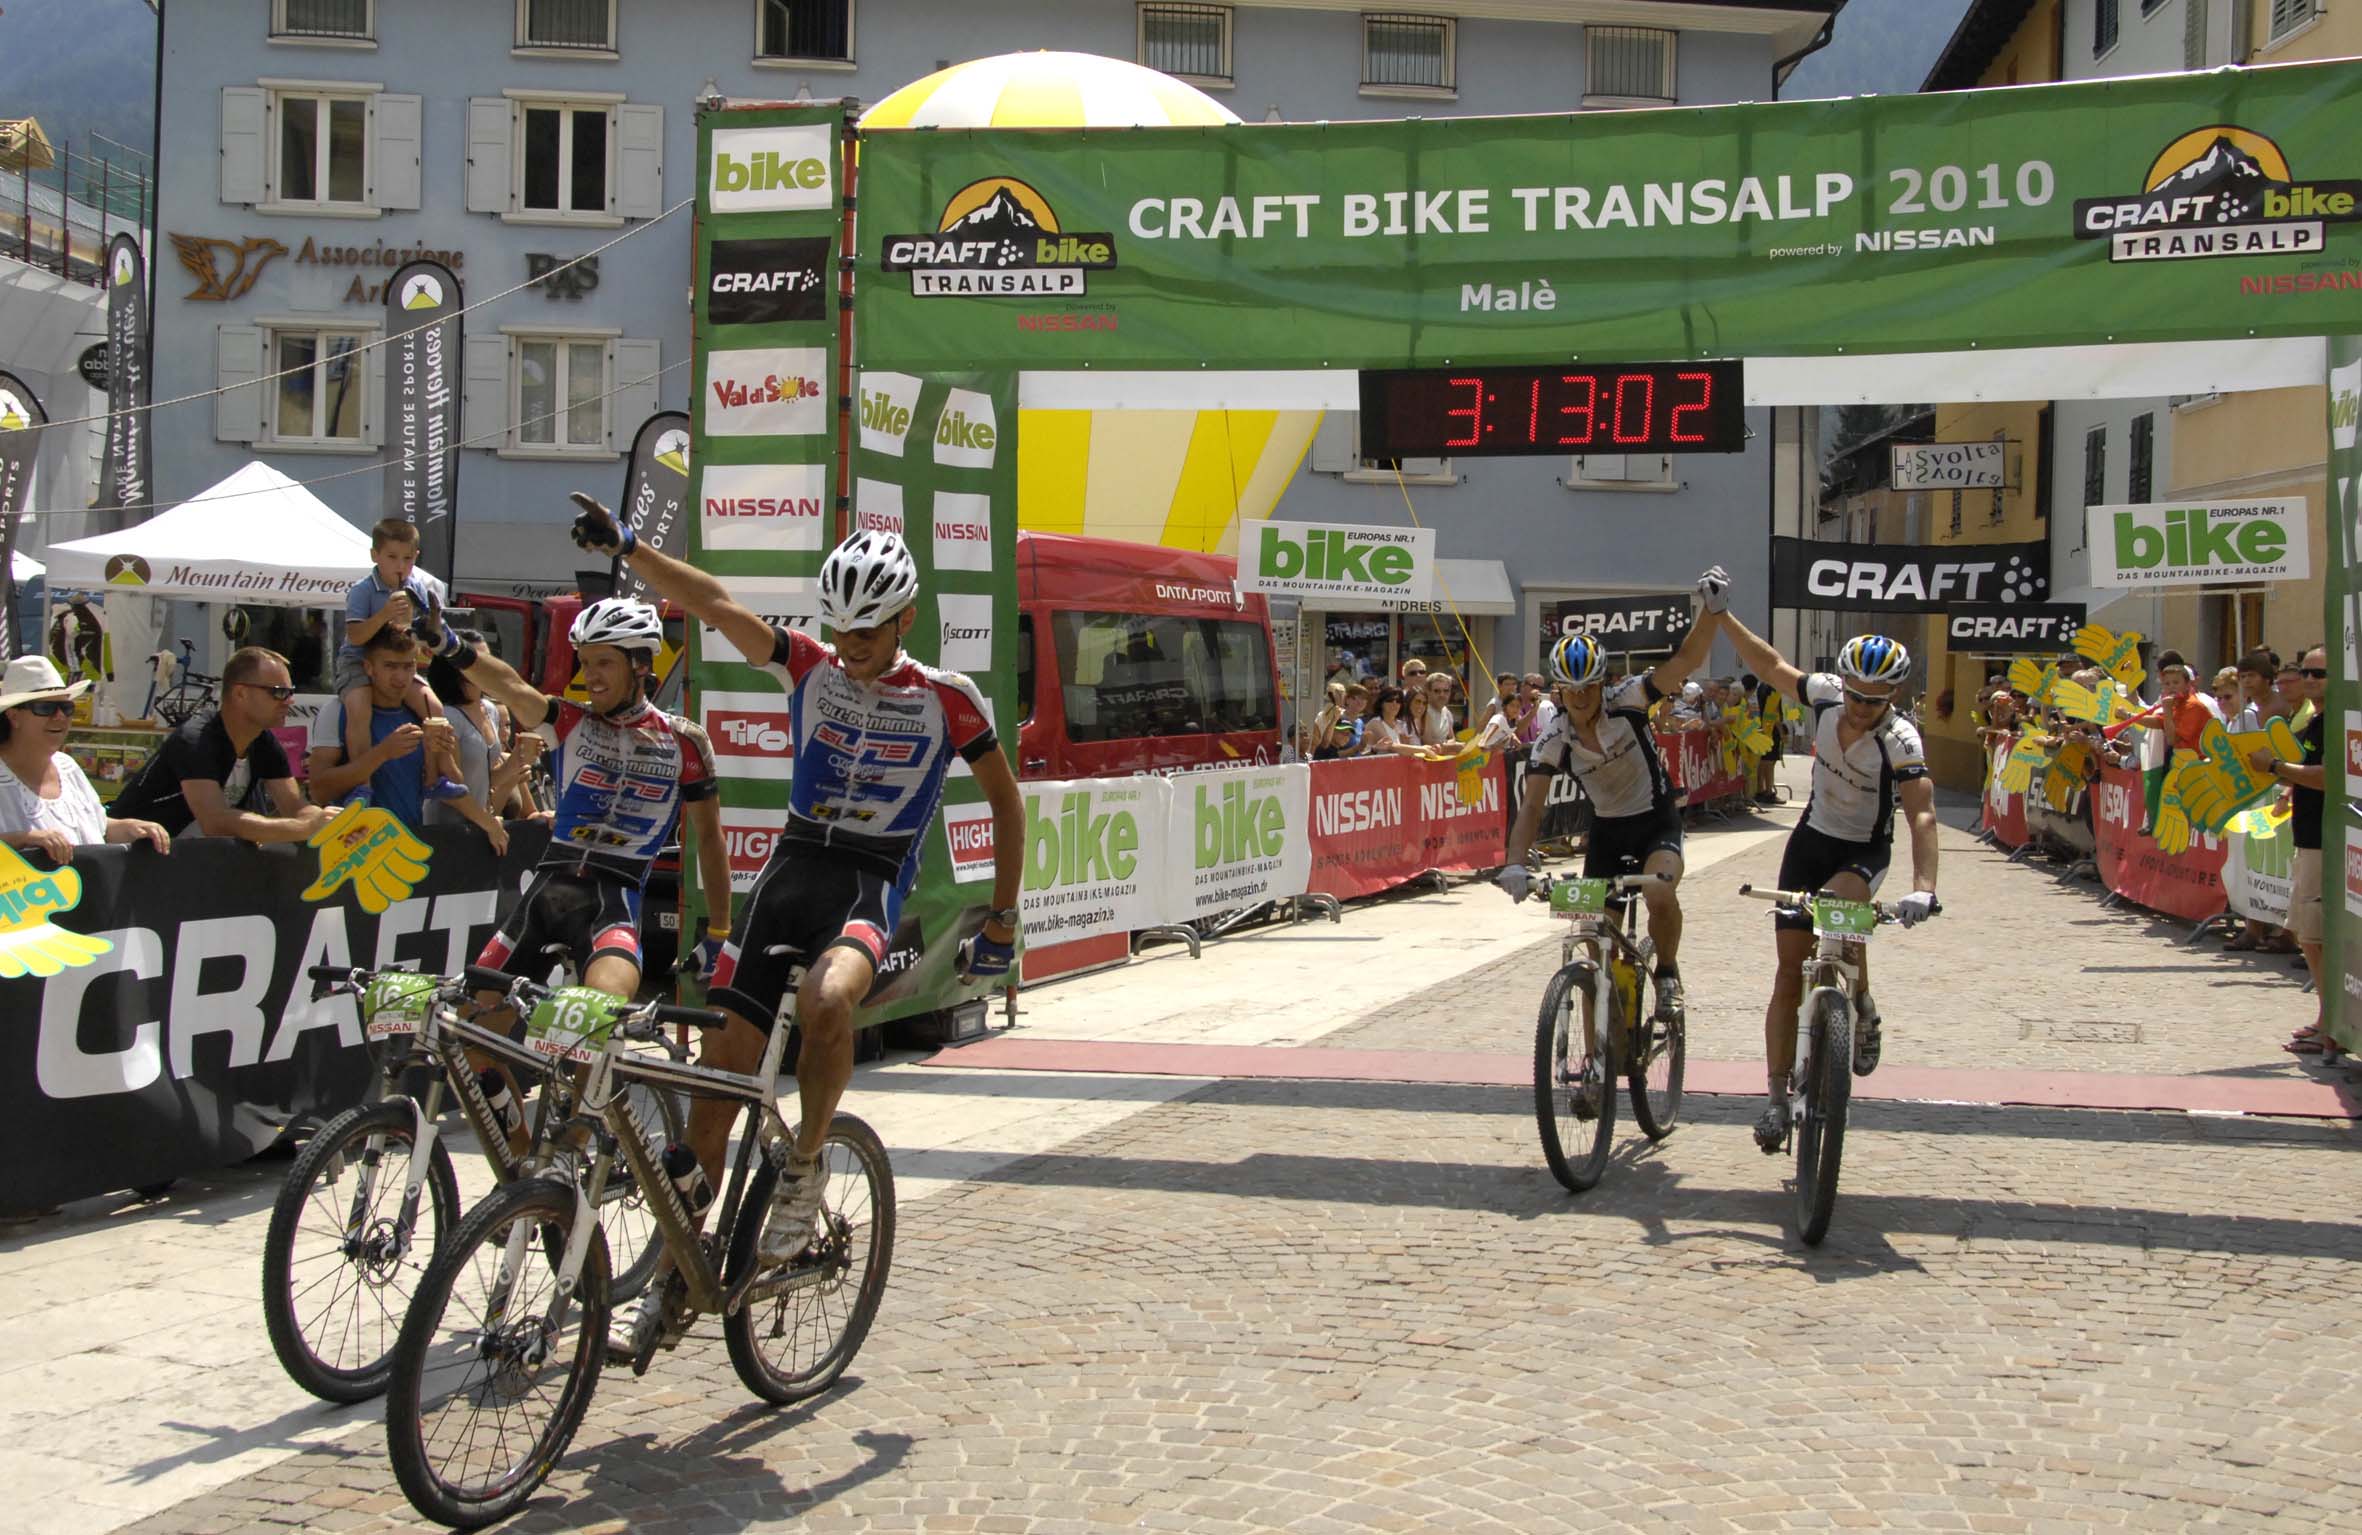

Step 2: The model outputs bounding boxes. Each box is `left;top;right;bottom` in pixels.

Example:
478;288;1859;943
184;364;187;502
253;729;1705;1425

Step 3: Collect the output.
42;461;375;606
1921;0;2045;93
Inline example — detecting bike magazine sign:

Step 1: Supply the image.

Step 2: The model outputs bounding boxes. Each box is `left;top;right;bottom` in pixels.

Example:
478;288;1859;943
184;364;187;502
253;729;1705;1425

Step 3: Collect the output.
1016;776;1163;943
1771;536;2050;614
2085;499;2310;588
1243;520;1435;604
854;61;2362;375
382;258;464;579
1164;764;1311;924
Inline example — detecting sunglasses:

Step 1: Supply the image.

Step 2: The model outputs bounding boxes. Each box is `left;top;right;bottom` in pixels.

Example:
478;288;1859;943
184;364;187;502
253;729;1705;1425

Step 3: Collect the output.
2301;667;2329;679
1841;687;1893;707
238;682;299;701
16;698;73;718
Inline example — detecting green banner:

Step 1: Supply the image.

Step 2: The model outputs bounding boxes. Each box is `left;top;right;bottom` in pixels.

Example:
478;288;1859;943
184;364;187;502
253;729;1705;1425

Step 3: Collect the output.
855;59;2362;374
2327;335;2360;1054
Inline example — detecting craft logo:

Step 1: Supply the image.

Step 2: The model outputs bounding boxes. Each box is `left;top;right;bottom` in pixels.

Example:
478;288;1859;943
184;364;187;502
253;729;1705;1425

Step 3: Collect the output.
704;346;826;437
707;236;829;327
399;272;445;311
700;462;826;552
104;554;150;587
2073;126;2361;263
709;125;834;214
881;177;1117;298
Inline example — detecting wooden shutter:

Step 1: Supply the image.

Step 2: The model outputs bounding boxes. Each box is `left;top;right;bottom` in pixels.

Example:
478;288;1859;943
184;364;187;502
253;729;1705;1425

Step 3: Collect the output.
215;325;264;443
220;87;267;206
372;93;422;211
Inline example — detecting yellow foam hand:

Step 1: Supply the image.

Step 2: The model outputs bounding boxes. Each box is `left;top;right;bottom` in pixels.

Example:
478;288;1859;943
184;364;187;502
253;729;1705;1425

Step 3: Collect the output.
1737;723;1774;757
2226;715;2302;769
2152;778;2194;855
2028;664;2063;710
302;805;435;915
2226;801;2291;837
0;846;113;979
2073;624;2148;689
1999;735;2046;794
2170;720;2276;836
2007;658;2044;696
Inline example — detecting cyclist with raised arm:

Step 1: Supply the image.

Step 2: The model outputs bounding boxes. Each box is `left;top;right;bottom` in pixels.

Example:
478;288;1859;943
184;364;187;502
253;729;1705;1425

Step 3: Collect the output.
1498;568;1730;1030
568;493;1029;1358
1719;608;1942;1153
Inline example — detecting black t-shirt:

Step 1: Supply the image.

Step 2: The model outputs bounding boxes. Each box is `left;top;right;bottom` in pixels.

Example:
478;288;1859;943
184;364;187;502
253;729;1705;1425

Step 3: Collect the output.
2291;712;2325;851
111;712;293;836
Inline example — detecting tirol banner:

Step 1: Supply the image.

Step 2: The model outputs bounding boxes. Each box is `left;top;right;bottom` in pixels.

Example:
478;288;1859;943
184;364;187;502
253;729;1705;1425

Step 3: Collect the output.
855;60;2362;374
98;233;149;515
382;258;464;580
1;823;549;1210
1947;602;2088;653
1771;536;2050;615
1541;592;1691;655
2326;335;2361;1055
0;368;45;519
613;410;693;606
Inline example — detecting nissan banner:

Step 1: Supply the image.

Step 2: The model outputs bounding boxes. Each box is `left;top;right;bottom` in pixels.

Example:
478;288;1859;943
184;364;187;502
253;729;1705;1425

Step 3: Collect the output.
0;369;44;520
383;259;464;580
1770;536;2051;614
98;234;150;515
613;411;693;605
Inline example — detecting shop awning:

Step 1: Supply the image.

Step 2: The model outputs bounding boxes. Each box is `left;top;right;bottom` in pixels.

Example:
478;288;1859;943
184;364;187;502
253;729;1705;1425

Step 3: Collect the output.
1313;558;1516;616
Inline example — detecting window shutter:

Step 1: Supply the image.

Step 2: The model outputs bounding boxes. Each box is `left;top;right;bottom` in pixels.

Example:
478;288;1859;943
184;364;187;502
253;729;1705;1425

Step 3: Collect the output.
611;103;663;219
1309;410;1354;474
220;87;268;206
361;345;386;447
1635;453;1672;485
1578;453;1626;482
372;93;422;211
215;325;264;444
607;338;662;449
463;333;513;447
466;98;513;214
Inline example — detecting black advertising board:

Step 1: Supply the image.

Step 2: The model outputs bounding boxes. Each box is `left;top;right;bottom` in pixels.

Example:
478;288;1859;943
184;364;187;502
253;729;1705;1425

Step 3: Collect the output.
706;235;831;327
1771;537;2051;614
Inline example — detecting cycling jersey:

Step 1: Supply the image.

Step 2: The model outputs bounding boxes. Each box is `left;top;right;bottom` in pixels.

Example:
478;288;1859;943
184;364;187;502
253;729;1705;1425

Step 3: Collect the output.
761;625;997;886
539;694;718;884
1528;675;1671;820
1795;673;1927;844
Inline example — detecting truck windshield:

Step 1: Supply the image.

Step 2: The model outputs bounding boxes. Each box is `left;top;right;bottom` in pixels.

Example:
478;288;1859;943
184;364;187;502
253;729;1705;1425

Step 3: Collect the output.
1050;610;1277;743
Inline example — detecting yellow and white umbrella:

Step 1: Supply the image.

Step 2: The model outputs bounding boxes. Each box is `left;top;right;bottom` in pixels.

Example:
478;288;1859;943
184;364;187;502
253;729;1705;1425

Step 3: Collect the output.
862;53;1320;555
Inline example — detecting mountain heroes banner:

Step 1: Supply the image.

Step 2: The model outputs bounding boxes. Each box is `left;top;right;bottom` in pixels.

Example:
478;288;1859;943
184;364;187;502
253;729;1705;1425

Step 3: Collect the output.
383;259;463;580
98;234;149;515
0;369;44;520
1771;536;2051;615
613;410;692;606
1541;593;1691;655
853;60;2362;374
2326;336;2362;1055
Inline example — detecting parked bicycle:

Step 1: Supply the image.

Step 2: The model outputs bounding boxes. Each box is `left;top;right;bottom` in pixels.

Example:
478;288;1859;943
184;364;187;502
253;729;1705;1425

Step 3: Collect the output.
261;957;682;1403
1532;867;1686;1192
384;946;895;1528
149;638;220;727
1737;884;1931;1245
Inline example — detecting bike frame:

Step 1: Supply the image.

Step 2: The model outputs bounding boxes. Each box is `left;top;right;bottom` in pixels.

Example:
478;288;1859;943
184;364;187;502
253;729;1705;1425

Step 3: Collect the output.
1787;931;1864;1123
1546;873;1660;1059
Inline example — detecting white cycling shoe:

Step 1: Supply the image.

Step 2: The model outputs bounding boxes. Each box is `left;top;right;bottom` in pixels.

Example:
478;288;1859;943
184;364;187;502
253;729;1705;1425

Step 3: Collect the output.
758;1144;827;1266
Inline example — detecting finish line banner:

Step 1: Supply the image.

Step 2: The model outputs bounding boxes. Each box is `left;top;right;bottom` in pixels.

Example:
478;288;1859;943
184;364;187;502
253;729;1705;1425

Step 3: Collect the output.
1771;536;2051;615
855;59;2362;373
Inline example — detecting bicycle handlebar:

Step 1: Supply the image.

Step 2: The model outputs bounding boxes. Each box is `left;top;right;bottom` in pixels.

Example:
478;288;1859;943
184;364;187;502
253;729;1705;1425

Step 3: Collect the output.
1537;871;1673;893
1734;884;1941;922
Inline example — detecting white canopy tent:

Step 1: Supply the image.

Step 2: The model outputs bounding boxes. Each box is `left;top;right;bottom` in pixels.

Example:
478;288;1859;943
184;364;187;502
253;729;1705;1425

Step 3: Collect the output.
43;461;372;604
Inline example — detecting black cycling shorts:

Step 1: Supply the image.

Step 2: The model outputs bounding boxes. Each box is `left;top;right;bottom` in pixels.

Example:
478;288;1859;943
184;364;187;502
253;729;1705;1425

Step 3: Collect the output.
476;869;644;977
1583;800;1684;880
708;846;905;1030
1773;823;1891;932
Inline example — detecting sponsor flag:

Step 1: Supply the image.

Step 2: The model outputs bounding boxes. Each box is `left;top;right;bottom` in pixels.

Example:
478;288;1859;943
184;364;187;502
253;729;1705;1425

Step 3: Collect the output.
614;410;692;604
383;259;464;580
97;234;150;515
0;369;44;521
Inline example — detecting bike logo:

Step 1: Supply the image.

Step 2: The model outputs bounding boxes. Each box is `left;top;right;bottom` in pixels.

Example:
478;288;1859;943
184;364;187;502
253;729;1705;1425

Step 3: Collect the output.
2073;125;2362;263
881;177;1118;299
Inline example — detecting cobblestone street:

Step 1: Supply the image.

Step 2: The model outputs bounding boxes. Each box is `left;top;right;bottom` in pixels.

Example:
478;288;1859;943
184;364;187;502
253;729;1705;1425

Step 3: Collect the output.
103;808;2362;1534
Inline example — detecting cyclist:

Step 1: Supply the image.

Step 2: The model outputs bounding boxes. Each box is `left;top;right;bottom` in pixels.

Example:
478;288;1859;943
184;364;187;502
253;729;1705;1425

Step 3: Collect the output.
1497;567;1731;1047
568;494;1027;1356
1719;610;1942;1153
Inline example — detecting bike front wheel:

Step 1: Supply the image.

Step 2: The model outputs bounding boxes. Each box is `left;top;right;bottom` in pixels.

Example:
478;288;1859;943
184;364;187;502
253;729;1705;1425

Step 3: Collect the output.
386;1176;609;1529
723;1113;896;1405
1629;1004;1687;1141
1795;989;1854;1246
262;1100;459;1403
596;1068;685;1303
1534;962;1616;1192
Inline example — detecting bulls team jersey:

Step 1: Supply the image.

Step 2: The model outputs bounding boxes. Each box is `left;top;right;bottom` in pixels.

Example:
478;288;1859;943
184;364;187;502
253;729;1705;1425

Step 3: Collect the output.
763;625;997;885
541;695;718;884
1795;673;1927;845
1528;675;1672;820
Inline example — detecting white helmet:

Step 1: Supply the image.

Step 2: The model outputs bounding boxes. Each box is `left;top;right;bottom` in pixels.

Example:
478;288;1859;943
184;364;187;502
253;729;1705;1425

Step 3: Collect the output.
818;530;920;630
1836;633;1912;686
569;596;663;656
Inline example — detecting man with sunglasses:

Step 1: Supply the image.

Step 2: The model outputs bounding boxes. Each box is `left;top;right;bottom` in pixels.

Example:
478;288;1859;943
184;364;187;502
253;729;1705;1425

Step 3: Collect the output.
111;646;334;843
1721;610;1942;1154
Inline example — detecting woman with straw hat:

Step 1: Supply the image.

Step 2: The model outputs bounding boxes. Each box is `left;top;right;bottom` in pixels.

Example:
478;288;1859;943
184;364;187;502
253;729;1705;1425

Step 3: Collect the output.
0;655;170;862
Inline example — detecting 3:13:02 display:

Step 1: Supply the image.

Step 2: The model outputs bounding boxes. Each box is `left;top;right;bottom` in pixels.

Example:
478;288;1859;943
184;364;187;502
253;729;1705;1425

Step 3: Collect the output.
1357;361;1745;460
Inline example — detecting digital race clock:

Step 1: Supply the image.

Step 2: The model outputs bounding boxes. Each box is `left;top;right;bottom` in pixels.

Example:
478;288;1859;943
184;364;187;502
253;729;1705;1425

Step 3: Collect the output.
1357;362;1745;460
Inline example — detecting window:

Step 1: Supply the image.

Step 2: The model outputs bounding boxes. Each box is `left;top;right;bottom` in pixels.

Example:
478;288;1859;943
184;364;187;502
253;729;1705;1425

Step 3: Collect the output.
758;0;853;63
1362;13;1454;96
275;91;369;206
1138;3;1231;84
274;0;372;41
1050;612;1277;742
520;102;610;215
1309;412;1454;485
518;0;615;51
267;326;367;445
2269;0;2320;44
511;336;610;451
2140;0;2167;14
2129;411;2154;503
2095;0;2120;56
1586;26;1676;103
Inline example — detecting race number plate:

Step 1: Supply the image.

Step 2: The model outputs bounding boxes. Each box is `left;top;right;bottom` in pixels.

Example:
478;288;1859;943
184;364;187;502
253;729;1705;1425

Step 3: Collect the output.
362;971;438;1039
1549;878;1610;920
1811;896;1878;940
525;985;626;1063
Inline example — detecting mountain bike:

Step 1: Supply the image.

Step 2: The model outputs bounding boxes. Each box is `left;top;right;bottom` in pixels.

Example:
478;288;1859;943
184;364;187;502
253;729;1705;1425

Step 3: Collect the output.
385;947;895;1529
151;638;220;727
1532;867;1684;1192
1738;885;1930;1245
260;958;683;1403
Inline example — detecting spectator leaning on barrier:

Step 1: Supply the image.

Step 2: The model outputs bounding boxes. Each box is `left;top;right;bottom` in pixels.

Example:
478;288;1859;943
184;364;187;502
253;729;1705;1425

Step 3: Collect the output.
425;630;542;827
110;647;333;844
1361;685;1420;755
1310;680;1347;749
2117;649;2222;839
0;655;171;862
310;630;509;853
2250;645;2330;1053
1417;674;1459;746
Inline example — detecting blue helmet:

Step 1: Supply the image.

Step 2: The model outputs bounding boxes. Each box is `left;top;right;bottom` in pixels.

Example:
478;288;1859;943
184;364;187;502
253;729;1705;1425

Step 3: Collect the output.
1547;633;1609;689
1837;634;1912;686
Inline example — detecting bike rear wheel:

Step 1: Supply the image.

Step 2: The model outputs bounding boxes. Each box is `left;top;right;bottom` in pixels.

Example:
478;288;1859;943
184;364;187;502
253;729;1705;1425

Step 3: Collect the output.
386;1176;609;1529
1533;963;1616;1192
1795;989;1854;1245
723;1113;896;1405
262;1100;459;1403
1629;1003;1687;1141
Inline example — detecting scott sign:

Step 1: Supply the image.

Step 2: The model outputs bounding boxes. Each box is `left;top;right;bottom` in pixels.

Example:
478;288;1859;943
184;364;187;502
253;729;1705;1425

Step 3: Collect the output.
2086;499;2310;589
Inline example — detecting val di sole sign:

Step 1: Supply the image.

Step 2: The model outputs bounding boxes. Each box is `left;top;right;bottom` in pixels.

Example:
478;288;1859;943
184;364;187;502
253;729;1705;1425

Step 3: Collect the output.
852;59;2362;374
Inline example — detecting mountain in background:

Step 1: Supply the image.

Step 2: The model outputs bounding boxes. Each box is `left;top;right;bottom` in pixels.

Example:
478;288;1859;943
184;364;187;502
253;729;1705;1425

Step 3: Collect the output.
0;0;157;172
1783;0;1976;101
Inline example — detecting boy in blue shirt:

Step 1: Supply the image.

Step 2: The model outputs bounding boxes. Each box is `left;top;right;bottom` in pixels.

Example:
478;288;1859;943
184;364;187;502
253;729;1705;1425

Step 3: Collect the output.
339;517;466;805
